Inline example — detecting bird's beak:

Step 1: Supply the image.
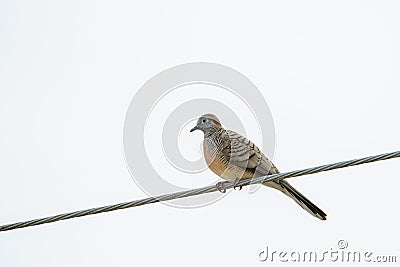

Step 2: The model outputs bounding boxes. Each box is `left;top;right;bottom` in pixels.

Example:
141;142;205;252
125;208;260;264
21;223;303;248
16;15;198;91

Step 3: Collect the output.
190;125;199;132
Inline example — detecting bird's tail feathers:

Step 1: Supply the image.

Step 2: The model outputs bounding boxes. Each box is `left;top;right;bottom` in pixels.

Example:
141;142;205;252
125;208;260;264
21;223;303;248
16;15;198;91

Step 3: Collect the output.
271;180;327;220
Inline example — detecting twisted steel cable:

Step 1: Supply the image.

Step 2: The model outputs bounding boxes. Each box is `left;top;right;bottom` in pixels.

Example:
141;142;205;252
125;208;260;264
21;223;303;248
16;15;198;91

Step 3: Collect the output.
1;150;399;232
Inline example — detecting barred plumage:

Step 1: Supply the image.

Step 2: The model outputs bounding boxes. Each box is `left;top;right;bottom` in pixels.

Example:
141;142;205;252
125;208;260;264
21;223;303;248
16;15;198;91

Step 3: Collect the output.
192;113;327;220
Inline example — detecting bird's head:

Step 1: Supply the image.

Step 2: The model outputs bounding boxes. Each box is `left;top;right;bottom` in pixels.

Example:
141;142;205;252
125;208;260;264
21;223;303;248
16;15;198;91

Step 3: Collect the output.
190;113;222;134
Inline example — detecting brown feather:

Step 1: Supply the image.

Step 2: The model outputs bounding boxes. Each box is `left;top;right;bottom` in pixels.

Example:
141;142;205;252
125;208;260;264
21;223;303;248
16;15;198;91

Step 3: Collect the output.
198;114;327;220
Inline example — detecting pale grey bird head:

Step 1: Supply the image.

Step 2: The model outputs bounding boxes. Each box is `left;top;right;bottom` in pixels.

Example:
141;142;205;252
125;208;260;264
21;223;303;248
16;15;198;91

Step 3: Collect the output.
190;113;222;134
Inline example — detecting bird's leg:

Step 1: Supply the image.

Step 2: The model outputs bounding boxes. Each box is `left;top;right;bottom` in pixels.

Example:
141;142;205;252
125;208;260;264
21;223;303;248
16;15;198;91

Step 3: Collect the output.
233;178;242;191
215;181;231;193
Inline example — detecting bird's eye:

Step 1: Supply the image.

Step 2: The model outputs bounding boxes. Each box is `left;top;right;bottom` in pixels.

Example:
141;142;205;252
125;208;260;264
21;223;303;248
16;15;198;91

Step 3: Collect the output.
202;119;207;123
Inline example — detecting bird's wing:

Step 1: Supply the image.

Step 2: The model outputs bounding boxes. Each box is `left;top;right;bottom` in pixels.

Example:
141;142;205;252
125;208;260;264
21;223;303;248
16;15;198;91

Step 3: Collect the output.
221;130;279;176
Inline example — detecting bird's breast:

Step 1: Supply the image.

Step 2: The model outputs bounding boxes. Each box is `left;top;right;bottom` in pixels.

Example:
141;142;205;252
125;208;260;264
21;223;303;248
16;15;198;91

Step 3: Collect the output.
203;139;227;177
203;138;254;181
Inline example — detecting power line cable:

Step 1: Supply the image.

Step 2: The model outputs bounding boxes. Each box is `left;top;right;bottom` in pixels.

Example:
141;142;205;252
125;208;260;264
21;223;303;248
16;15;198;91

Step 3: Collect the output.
1;150;399;232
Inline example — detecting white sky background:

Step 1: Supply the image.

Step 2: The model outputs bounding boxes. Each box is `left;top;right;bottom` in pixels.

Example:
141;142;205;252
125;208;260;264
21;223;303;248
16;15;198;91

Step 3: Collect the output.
1;1;400;266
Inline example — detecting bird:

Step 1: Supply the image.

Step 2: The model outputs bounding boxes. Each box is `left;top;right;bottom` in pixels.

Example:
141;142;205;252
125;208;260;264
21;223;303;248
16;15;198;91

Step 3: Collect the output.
190;113;327;220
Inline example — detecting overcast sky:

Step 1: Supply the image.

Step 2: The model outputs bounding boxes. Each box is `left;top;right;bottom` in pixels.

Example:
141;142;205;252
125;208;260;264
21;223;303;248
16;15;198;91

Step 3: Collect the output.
1;1;399;266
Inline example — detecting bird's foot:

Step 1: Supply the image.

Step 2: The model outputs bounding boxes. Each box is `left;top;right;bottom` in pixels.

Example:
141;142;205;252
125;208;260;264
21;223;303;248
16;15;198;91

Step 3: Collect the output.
215;181;231;193
216;179;243;193
233;184;243;191
233;178;242;191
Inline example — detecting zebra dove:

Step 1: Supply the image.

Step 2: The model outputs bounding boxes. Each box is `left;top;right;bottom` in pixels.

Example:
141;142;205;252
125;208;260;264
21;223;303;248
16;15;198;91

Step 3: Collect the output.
190;113;327;220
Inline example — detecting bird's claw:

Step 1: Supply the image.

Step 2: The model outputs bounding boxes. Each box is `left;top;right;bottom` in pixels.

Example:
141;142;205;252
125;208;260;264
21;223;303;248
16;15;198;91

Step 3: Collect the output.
233;178;242;191
233;184;243;191
216;181;230;193
216;180;242;193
